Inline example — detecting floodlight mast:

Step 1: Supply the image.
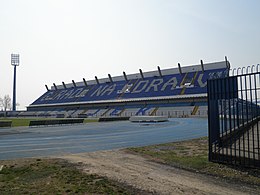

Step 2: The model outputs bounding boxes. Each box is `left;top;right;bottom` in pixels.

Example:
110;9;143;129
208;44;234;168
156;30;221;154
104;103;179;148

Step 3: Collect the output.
11;54;19;111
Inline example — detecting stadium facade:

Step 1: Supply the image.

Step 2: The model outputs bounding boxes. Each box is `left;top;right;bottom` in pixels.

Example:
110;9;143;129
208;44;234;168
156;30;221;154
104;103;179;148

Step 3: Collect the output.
24;60;229;118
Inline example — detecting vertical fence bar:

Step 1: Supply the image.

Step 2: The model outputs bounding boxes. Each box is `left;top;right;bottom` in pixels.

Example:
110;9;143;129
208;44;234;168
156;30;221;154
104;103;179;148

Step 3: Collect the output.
232;77;237;165
254;73;260;162
228;77;233;163
207;80;212;161
217;79;223;162
245;75;251;166
224;78;228;161
259;74;260;163
255;72;260;162
240;75;246;165
249;74;255;166
236;83;241;165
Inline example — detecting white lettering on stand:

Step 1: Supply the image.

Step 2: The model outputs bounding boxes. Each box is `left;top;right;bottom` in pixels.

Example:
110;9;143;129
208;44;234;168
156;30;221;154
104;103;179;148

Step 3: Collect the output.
145;79;164;92
161;77;178;91
132;80;149;93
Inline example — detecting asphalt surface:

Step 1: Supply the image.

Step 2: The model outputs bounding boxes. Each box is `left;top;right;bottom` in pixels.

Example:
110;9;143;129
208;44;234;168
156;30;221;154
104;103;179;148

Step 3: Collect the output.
0;118;208;160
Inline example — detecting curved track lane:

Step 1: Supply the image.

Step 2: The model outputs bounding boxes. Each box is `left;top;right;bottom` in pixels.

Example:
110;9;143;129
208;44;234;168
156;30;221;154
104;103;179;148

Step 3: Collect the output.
0;118;207;160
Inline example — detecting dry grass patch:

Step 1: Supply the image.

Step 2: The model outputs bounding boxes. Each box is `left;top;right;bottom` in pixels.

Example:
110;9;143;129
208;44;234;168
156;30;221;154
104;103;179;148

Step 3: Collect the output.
127;137;260;186
0;158;138;195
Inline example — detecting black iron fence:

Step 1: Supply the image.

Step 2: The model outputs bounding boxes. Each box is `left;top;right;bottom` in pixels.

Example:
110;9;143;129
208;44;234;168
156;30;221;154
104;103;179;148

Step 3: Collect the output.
208;66;260;168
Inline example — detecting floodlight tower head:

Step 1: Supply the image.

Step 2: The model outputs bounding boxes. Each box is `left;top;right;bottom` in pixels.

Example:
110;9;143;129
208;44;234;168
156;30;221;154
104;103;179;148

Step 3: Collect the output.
11;54;20;66
11;54;19;111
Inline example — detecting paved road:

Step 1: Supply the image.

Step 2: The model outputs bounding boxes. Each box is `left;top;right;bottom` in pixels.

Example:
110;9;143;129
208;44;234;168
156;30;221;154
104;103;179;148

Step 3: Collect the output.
0;118;208;160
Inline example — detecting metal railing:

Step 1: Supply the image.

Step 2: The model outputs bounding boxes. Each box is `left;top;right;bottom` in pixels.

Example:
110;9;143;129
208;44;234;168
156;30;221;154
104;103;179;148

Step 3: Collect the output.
208;66;260;168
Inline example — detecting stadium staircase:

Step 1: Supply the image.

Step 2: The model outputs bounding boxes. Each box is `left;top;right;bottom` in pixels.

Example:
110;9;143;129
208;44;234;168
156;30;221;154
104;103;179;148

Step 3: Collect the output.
179;73;188;95
101;108;111;117
118;108;126;116
117;79;139;99
180;72;188;86
180;87;186;95
191;106;199;115
180;71;199;95
150;107;159;116
191;71;199;85
81;109;88;115
117;82;129;99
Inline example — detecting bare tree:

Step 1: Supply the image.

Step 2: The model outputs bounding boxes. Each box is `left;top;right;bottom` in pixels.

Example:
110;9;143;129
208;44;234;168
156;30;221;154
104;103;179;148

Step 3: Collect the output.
0;96;3;111
3;95;11;112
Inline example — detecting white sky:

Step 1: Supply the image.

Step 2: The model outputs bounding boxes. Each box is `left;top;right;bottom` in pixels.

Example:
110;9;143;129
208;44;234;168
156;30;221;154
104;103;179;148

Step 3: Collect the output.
0;0;259;110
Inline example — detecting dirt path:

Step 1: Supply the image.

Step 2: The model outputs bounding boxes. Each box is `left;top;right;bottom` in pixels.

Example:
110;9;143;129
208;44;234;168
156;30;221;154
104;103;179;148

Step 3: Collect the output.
61;150;258;195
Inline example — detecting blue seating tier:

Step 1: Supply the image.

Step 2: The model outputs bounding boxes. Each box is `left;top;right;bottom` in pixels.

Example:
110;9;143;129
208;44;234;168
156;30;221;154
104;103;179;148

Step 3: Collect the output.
31;68;227;106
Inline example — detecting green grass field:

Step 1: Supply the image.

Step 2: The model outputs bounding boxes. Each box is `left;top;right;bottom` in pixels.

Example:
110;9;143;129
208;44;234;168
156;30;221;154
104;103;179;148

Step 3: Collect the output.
0;118;32;127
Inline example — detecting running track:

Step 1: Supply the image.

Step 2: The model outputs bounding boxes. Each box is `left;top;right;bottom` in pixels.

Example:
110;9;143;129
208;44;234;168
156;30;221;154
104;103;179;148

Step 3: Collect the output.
0;118;208;160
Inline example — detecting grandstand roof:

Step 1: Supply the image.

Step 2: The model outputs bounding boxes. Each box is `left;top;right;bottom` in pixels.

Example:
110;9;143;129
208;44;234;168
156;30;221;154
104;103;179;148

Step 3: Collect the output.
52;60;228;90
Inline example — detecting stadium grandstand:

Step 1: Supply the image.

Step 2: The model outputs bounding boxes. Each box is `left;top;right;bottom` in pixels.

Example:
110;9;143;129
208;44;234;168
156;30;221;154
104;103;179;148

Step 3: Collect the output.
20;60;229;118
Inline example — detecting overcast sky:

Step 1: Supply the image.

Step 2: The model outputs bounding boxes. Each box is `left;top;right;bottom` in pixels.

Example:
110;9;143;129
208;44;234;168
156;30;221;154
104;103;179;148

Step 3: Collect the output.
0;0;259;110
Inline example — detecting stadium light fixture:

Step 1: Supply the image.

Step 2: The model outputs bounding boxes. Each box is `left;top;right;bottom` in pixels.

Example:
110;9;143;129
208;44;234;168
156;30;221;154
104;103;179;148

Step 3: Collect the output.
11;54;19;66
11;54;19;111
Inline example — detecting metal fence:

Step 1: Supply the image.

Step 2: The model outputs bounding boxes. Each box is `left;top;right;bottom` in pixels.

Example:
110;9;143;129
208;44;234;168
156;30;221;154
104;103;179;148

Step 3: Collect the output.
208;65;260;168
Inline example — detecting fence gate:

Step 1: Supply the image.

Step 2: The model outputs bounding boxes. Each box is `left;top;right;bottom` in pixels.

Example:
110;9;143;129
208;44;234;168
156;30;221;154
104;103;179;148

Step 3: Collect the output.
208;70;260;168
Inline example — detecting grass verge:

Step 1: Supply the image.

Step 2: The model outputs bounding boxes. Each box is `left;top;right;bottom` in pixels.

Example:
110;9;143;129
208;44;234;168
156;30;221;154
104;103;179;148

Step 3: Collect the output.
0;118;31;127
83;118;99;123
127;137;260;186
0;158;139;195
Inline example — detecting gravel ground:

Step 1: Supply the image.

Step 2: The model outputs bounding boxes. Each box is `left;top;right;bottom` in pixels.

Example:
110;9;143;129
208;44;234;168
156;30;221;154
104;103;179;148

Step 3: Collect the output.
61;149;259;195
